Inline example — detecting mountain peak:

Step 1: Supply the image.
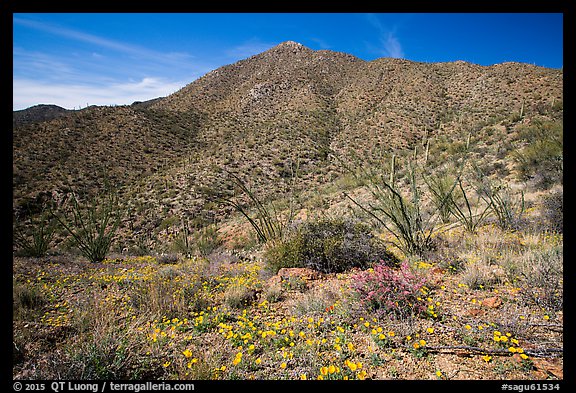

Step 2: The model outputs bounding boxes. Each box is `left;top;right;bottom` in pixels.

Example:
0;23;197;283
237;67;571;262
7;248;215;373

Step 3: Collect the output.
270;40;309;53
278;40;304;47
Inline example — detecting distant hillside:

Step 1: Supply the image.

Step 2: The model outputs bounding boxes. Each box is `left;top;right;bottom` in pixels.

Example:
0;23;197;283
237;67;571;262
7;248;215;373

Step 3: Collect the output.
13;104;70;127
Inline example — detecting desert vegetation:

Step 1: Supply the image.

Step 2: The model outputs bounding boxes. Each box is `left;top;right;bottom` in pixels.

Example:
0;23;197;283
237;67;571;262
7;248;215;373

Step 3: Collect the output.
13;43;562;381
13;124;563;380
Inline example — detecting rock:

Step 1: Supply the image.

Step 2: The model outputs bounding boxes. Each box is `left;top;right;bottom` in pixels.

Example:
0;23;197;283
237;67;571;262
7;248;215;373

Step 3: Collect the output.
465;307;484;317
530;369;549;380
532;358;563;379
429;267;446;285
277;267;321;281
431;267;446;275
481;296;502;309
267;275;282;287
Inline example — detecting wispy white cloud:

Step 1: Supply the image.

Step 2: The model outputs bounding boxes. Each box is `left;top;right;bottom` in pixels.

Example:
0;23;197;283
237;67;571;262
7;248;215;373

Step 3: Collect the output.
13;17;191;65
12;17;217;110
13;77;187;110
365;13;405;59
13;47;77;78
224;39;276;60
308;37;331;50
382;33;404;58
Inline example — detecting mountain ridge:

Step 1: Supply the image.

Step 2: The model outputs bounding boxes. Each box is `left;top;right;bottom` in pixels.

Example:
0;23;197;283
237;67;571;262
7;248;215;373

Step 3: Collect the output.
13;41;563;251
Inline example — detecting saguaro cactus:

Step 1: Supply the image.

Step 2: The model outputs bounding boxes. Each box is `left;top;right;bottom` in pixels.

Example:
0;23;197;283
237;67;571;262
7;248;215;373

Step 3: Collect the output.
389;154;396;185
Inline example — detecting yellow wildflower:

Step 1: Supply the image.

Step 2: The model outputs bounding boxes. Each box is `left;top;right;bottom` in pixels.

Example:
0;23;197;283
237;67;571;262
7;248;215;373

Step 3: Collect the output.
346;360;358;371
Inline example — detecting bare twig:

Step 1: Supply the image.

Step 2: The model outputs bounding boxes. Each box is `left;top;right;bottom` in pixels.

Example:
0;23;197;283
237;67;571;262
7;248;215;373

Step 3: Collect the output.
426;345;563;358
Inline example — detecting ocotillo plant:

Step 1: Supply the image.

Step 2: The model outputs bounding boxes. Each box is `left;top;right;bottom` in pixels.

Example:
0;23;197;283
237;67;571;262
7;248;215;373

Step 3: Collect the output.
218;165;300;245
345;153;438;258
53;187;122;263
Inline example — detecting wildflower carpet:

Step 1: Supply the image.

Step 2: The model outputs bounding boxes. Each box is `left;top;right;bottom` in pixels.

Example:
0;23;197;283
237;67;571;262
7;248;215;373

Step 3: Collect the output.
13;225;562;381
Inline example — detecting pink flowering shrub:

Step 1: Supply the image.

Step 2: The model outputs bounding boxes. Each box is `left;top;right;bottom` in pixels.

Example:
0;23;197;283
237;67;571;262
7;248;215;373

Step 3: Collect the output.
351;261;428;318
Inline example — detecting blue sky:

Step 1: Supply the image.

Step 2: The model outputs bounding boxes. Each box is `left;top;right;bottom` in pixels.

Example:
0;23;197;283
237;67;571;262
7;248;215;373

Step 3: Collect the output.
13;13;563;110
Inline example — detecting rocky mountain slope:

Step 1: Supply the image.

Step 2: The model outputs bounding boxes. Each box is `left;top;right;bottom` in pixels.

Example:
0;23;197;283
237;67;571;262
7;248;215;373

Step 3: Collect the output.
12;41;563;251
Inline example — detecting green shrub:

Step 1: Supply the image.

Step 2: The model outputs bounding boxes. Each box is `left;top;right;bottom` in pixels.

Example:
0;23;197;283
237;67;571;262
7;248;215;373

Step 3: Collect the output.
264;218;398;274
484;184;525;230
540;188;563;233
13;281;47;319
13;201;57;257
505;246;563;313
194;225;223;257
223;285;258;309
157;253;179;265
511;119;562;189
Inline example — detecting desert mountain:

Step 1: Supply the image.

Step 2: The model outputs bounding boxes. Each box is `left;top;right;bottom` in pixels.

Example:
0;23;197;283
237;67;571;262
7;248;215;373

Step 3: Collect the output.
13;104;70;127
13;41;563;251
